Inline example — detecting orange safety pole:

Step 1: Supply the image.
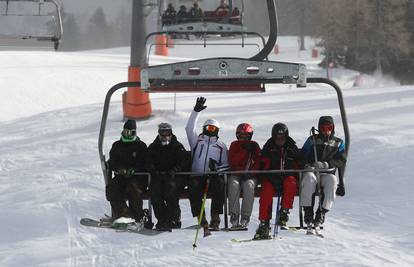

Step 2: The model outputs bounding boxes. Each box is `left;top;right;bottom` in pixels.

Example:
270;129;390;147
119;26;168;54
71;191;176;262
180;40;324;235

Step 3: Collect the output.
155;34;169;56
122;66;152;119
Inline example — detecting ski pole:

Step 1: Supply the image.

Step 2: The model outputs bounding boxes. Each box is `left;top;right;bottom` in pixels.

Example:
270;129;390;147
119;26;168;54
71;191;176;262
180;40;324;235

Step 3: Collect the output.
311;127;323;213
193;177;210;249
273;192;281;238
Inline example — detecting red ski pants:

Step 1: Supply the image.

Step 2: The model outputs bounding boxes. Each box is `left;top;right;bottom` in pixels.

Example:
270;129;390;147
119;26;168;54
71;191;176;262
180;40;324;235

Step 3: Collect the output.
258;176;298;221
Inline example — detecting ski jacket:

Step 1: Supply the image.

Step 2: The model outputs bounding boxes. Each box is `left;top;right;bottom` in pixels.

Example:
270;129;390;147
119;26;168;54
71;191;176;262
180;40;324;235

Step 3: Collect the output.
146;134;188;174
261;136;302;188
228;140;262;172
108;137;147;178
185;110;229;174
301;133;346;175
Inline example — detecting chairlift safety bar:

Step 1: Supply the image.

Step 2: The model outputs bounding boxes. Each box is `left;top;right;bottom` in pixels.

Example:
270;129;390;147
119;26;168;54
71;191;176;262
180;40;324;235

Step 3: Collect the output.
140;58;307;91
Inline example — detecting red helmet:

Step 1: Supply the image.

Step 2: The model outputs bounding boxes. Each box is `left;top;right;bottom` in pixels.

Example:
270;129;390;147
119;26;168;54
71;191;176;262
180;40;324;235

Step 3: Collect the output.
236;123;253;140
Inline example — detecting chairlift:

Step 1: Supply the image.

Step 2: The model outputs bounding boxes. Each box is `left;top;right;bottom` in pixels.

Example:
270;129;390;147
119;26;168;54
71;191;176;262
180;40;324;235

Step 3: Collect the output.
161;0;245;36
97;0;350;228
0;0;63;50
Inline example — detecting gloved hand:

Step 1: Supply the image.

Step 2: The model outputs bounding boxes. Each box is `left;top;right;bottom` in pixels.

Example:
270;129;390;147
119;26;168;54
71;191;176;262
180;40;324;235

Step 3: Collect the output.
127;168;135;177
241;142;256;153
209;158;217;172
312;161;329;169
336;183;345;196
194;96;207;112
118;168;128;177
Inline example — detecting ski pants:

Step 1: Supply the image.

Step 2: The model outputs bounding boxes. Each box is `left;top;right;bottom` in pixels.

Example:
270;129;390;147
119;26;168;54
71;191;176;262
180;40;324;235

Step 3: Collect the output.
258;176;298;221
188;175;224;218
227;175;257;219
150;173;182;225
106;175;148;221
300;171;338;210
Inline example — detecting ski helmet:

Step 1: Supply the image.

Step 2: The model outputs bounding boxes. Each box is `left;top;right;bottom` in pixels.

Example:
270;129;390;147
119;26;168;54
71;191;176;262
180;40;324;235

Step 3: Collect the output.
122;119;137;140
158;122;173;145
271;122;289;138
318;116;335;136
203;118;220;136
236;123;253;140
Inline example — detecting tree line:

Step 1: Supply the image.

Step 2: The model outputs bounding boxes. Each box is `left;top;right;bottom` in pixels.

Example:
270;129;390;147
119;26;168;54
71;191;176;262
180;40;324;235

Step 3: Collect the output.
59;6;131;51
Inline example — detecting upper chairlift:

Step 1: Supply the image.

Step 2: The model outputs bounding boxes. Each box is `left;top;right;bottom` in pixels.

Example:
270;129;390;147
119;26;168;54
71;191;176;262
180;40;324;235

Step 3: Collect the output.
161;0;245;34
0;0;63;50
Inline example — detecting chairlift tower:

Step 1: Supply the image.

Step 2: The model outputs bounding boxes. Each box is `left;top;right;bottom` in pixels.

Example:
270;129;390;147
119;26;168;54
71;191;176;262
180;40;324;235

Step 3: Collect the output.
123;0;157;119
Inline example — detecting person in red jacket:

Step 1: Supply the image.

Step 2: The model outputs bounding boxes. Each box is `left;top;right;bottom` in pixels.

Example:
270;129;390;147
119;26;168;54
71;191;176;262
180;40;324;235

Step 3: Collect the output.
254;123;302;240
228;123;262;229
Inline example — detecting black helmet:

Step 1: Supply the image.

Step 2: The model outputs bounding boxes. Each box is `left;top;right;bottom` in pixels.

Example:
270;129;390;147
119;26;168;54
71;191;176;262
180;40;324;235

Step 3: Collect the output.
271;122;289;138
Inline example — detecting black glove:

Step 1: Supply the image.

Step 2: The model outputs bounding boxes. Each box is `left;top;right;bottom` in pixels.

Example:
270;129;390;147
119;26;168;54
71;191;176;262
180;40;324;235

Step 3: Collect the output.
194;96;207;112
241;142;256;153
208;158;217;172
118;168;128;177
336;183;345;196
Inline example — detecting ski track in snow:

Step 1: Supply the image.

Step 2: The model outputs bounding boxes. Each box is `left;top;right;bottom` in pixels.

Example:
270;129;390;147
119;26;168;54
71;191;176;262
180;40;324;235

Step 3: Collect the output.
1;37;414;266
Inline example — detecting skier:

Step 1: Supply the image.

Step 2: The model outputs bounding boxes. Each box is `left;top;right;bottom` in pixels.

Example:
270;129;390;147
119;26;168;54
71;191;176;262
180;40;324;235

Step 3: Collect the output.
300;116;346;234
189;1;203;19
162;3;177;25
228;123;262;229
186;96;229;232
147;122;188;230
177;5;189;23
254;123;302;240
106;120;148;223
215;0;229;14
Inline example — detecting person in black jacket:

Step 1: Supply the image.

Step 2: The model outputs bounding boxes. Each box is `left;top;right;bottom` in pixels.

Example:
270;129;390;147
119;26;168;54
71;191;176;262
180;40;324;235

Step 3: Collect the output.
254;123;303;240
300;116;347;231
147;122;188;230
106;120;148;222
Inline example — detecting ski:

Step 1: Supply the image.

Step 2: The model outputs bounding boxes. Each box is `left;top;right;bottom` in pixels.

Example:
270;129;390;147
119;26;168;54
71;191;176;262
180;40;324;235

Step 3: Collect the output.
231;236;274;243
227;227;248;231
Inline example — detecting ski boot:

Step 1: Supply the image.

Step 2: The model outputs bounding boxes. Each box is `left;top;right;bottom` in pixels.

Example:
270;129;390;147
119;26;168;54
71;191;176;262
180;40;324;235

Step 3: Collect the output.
253;220;271;240
278;208;290;229
209;213;221;231
201;216;211;237
240;215;250;229
230;213;240;229
303;207;315;235
313;208;327;237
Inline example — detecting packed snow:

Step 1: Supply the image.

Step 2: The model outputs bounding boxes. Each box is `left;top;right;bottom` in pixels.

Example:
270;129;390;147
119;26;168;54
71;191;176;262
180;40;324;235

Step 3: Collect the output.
0;36;413;266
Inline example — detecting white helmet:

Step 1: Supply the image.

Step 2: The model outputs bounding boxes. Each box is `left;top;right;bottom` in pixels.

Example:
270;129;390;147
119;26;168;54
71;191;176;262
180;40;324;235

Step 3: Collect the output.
203;119;220;128
202;119;220;136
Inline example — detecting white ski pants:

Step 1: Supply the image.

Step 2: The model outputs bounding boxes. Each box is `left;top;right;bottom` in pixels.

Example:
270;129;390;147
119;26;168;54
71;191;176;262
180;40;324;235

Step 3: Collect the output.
300;171;338;210
227;175;257;218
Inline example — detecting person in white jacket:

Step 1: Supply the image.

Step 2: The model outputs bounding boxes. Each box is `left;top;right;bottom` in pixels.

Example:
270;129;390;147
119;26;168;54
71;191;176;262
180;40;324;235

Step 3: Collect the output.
186;96;229;230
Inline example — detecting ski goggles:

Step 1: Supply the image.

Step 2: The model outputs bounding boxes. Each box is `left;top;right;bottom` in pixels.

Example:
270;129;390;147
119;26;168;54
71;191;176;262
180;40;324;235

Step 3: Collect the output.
158;129;172;137
122;129;136;137
320;124;334;133
205;125;218;133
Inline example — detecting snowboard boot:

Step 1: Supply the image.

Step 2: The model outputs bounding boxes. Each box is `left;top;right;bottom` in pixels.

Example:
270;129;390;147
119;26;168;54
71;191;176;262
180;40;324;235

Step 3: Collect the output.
314;208;328;227
278;208;290;227
209;213;221;231
240;215;250;228
230;213;240;228
253;220;271;240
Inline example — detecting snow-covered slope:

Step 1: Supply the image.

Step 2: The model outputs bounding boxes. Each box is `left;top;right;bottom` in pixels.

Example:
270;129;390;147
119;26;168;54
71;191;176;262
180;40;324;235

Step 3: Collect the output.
0;37;413;266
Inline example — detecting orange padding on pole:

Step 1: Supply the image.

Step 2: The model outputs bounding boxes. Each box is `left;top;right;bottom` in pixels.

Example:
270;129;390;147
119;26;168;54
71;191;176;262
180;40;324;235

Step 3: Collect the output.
155;34;169;56
123;66;152;119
